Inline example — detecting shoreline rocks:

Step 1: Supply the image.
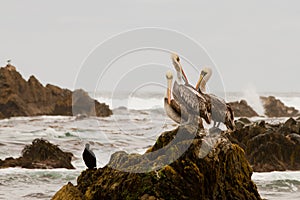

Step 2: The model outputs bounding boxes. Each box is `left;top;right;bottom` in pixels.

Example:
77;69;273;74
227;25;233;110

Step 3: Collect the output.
228;100;259;117
52;126;261;200
0;65;112;119
0;138;74;169
227;117;300;172
228;96;299;118
260;96;299;117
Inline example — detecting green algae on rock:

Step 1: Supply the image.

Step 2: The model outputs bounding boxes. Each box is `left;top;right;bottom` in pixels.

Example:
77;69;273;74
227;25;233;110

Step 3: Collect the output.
52;126;261;200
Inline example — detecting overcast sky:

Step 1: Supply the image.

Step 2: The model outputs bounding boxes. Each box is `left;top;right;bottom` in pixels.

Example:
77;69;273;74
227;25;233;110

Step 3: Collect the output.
0;0;299;93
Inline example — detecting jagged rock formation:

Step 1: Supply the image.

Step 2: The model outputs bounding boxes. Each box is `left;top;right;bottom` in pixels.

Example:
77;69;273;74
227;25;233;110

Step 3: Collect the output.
227;117;300;172
0;138;74;169
228;99;259;117
0;65;112;119
52;126;261;200
260;96;299;117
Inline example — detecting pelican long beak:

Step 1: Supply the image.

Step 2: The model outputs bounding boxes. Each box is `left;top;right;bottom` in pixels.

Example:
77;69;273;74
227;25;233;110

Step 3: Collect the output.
167;79;172;104
196;70;208;91
166;71;173;104
171;53;189;84
195;74;204;91
180;65;188;85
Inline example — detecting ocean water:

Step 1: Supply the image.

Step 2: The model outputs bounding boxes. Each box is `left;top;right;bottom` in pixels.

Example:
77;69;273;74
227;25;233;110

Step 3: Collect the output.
0;92;299;199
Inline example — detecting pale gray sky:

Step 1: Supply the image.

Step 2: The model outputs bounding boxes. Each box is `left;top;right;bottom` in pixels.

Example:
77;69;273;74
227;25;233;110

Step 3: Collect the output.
0;0;299;92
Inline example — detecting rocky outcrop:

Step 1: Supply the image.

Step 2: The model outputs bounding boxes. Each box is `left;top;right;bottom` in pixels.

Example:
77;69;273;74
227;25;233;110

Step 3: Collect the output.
52;182;83;200
260;96;299;117
227;117;300;172
0;65;112;119
0;138;74;169
228;100;259;117
53;126;261;200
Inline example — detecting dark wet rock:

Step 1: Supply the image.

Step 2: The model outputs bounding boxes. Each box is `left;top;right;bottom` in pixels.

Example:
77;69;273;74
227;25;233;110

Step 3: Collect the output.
260;96;299;117
0;65;112;119
235;117;252;130
286;133;300;144
238;117;252;125
0;138;74;169
227;118;300;172
53;126;261;200
52;182;83;200
228;100;259;117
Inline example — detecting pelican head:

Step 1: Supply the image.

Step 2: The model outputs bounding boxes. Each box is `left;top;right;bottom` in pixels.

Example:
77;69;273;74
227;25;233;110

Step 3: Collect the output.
171;53;181;72
196;67;212;92
166;70;173;104
202;67;212;79
170;53;188;84
166;70;173;80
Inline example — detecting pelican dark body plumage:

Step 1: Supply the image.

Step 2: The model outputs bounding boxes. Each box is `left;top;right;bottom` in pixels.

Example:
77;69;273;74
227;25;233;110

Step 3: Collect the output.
172;81;211;124
196;68;235;130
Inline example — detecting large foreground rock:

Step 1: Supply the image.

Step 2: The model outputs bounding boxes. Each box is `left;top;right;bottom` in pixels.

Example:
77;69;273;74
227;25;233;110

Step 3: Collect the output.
260;96;299;117
53;126;261;200
0;65;112;119
0;138;74;169
228;100;259;117
228;118;300;172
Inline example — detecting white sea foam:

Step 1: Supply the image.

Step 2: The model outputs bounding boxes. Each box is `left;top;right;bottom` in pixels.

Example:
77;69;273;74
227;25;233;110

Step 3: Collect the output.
241;85;265;116
96;96;164;110
253;171;300;181
253;171;300;199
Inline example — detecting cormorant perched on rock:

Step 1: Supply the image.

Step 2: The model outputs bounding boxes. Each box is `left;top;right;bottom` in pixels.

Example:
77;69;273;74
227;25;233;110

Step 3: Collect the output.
82;143;96;169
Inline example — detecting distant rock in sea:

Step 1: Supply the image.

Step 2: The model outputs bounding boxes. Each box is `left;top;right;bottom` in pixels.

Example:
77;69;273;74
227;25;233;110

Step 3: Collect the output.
0;138;74;169
52;126;261;200
260;96;299;117
228;96;300;118
0;65;112;119
227;117;300;172
228;99;259;117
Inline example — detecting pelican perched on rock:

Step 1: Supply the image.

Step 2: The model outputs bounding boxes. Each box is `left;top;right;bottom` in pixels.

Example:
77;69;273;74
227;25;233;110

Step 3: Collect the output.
196;68;235;130
170;53;211;124
164;71;188;124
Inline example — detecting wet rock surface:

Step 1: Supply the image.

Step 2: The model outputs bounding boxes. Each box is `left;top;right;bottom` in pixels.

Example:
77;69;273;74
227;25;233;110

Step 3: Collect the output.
260;96;299;117
227;117;300;172
53;126;261;200
0;138;74;169
0;65;112;119
228;100;259;117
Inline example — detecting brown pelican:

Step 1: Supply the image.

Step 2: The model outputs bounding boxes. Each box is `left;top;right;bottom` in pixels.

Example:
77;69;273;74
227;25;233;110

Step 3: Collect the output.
196;68;235;130
164;71;188;123
171;53;211;124
83;143;96;169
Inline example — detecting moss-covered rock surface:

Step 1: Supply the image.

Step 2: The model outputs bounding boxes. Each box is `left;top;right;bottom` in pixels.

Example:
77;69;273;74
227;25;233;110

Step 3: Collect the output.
52;126;261;200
